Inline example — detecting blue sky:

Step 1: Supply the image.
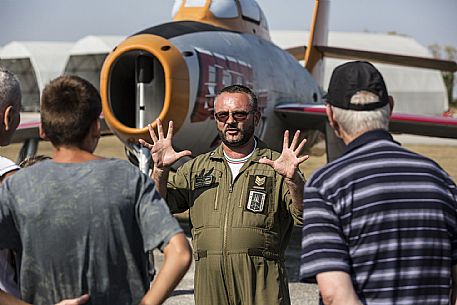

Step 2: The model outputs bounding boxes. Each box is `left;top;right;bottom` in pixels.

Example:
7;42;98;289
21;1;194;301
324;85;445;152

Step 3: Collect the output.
1;0;456;56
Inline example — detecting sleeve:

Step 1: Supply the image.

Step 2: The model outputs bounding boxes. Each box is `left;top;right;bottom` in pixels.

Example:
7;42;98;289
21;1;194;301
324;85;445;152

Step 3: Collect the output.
0;182;21;250
166;164;192;214
135;174;183;252
283;170;305;226
299;184;351;283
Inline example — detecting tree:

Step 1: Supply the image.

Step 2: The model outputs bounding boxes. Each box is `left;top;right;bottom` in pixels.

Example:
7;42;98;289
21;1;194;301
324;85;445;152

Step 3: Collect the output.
429;44;457;106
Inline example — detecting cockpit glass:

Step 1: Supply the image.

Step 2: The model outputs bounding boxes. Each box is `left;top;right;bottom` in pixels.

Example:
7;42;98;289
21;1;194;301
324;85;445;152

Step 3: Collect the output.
185;0;207;7
210;0;238;18
239;0;260;22
171;0;184;18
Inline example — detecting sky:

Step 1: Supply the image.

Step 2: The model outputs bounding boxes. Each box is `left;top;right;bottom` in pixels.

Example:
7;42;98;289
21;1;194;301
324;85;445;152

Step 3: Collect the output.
0;0;456;58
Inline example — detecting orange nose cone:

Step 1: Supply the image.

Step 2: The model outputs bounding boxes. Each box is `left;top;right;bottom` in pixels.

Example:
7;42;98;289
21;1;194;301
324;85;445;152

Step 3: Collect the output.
100;34;189;144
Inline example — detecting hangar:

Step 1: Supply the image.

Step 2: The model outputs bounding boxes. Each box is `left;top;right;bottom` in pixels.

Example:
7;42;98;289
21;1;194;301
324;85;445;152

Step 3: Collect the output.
64;35;124;91
271;31;448;116
0;41;73;112
0;32;448;117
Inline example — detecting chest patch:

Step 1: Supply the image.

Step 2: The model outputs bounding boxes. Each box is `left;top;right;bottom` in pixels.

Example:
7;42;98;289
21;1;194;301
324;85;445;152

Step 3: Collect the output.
194;169;215;189
245;175;272;213
247;190;266;212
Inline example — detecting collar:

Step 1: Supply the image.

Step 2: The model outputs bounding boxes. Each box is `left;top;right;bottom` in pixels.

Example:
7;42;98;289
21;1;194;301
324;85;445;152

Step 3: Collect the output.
210;137;273;162
344;129;400;155
223;138;257;163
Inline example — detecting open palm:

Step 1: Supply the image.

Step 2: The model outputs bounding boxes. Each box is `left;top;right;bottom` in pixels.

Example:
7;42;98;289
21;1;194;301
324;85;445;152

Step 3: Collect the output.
259;130;309;179
139;119;192;169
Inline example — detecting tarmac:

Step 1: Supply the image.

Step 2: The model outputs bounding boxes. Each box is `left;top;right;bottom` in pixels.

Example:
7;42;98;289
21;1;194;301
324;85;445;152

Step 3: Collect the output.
392;134;457;146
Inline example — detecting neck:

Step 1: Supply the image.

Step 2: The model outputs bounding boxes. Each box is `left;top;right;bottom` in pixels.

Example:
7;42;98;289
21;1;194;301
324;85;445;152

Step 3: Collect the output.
222;137;256;159
52;145;102;163
340;129;369;145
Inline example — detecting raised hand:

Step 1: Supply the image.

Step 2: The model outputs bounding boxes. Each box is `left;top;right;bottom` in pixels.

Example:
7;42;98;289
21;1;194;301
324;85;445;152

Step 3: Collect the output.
139;119;192;170
259;130;309;180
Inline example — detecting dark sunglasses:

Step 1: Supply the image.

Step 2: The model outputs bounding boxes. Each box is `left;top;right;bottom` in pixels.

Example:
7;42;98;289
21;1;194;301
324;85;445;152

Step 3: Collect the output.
214;110;254;122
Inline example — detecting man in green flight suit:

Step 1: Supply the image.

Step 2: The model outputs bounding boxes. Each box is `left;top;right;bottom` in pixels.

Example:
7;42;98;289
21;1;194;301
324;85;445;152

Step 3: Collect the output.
140;84;308;305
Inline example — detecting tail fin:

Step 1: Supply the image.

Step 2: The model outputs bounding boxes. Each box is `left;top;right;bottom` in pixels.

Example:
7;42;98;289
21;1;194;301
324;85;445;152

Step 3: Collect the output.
304;0;330;86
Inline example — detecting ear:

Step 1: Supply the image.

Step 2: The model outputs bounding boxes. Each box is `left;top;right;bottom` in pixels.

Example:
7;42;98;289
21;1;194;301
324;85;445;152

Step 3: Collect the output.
3;106;13;131
253;111;261;127
39;123;49;141
388;96;394;115
325;104;335;128
91;119;101;138
89;119;101;141
325;104;342;138
88;119;101;153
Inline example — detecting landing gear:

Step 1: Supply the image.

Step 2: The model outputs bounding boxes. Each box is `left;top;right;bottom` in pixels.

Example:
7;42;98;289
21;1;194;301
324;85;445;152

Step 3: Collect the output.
16;138;39;164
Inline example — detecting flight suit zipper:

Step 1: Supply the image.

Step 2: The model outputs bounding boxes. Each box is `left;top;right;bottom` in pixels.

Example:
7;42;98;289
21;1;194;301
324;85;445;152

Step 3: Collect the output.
220;157;254;303
221;164;234;302
223;182;233;253
214;185;220;210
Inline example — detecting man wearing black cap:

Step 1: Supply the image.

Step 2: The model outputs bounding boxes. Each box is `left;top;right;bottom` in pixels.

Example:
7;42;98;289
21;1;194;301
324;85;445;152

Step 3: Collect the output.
299;61;457;305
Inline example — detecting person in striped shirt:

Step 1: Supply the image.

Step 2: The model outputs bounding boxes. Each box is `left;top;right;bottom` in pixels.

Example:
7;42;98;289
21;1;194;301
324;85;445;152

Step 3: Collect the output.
300;61;457;305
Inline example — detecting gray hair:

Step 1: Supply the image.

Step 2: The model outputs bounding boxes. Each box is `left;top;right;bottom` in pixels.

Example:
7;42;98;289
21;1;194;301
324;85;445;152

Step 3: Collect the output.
331;90;390;136
0;68;22;109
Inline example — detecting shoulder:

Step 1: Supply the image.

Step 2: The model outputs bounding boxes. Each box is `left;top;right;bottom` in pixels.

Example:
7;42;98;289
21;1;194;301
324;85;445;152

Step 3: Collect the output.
255;139;280;159
178;150;219;172
101;158;149;182
88;158;140;172
103;158;138;170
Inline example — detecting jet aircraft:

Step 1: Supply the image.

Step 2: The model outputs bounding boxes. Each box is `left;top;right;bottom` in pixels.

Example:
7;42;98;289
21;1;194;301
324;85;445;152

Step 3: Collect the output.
98;0;457;163
14;0;457;163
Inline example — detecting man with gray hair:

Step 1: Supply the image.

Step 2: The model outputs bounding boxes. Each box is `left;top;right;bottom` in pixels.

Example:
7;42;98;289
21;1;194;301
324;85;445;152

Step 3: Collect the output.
0;68;22;298
300;61;457;305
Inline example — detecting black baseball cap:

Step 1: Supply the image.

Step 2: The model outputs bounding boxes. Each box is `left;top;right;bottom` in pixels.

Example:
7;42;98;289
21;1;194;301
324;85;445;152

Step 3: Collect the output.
325;61;389;111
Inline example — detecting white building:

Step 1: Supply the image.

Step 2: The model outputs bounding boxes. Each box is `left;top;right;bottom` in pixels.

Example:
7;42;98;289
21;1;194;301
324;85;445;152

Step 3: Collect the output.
0;41;73;111
271;31;448;116
64;36;124;90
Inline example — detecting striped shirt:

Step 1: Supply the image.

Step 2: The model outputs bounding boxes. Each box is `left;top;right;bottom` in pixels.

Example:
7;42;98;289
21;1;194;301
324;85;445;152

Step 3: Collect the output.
300;129;457;305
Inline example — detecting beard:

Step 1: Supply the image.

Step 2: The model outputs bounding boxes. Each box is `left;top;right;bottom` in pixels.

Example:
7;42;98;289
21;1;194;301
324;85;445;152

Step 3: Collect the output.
217;122;255;148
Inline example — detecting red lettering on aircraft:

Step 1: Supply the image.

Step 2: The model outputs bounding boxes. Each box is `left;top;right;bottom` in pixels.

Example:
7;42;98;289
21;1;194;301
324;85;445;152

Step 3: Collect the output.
191;48;260;122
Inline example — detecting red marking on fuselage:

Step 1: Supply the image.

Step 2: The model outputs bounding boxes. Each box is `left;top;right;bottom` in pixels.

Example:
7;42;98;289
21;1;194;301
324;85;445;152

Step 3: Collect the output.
191;48;257;122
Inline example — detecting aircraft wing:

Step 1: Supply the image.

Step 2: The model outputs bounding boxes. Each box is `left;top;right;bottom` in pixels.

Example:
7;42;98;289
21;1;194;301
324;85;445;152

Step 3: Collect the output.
274;105;328;132
274;104;457;139
286;45;457;72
